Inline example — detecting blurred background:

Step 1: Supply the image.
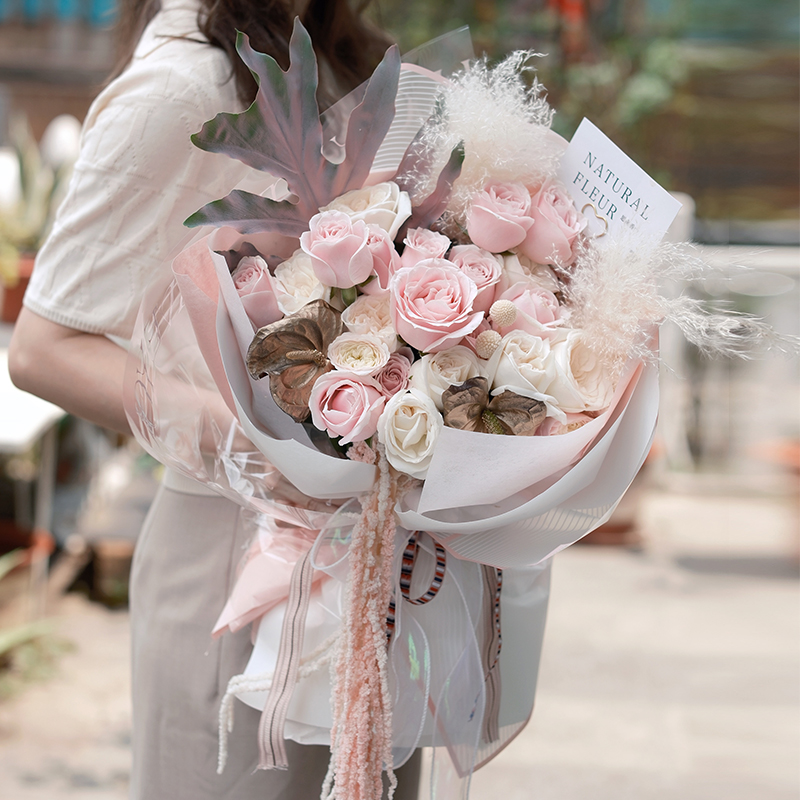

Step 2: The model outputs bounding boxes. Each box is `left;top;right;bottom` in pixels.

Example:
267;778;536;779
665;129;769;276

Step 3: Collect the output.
0;0;797;798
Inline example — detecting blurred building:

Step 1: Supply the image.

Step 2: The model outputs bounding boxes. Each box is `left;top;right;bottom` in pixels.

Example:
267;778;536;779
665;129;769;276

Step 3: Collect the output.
0;0;115;140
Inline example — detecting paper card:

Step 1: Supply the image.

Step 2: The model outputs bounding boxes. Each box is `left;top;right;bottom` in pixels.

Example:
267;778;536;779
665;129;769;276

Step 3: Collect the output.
559;118;682;244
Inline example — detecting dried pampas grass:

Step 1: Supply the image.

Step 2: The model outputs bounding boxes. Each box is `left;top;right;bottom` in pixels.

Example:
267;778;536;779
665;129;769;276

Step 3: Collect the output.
417;52;562;226
565;235;799;379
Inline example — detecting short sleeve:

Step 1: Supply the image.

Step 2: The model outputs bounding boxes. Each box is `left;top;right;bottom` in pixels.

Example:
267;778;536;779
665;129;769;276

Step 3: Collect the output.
24;42;253;339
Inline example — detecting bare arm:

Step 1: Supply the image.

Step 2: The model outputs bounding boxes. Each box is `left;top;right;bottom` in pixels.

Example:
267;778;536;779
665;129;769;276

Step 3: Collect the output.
9;307;132;435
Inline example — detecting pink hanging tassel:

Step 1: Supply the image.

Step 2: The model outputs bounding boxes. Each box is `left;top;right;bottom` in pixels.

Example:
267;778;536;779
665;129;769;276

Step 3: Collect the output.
322;444;399;800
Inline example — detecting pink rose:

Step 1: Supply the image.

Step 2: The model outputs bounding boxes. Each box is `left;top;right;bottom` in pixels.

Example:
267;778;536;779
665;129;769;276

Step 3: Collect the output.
231;256;282;329
400;228;451;269
447;245;503;314
361;224;401;295
519;181;586;265
308;371;386;445
299;210;373;289
374;348;413;396
495;282;563;339
389;259;483;353
466;182;534;253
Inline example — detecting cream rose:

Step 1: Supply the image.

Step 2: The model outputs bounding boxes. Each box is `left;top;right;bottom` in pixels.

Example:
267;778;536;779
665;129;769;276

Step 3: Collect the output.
341;293;398;352
327;332;391;376
489;330;563;421
547;329;615;413
409;346;484;411
273;249;327;315
320;181;412;239
378;388;443;479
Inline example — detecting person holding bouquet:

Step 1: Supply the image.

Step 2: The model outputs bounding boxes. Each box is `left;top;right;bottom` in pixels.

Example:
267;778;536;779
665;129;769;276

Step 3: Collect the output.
8;0;421;797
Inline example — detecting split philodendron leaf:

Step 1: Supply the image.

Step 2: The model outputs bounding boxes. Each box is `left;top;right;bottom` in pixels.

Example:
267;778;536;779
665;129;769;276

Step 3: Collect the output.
396;141;465;239
185;19;401;236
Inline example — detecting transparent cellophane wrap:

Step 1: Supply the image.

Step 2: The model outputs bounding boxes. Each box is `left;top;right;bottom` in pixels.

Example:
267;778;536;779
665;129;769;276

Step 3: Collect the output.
122;28;660;793
123;238;658;768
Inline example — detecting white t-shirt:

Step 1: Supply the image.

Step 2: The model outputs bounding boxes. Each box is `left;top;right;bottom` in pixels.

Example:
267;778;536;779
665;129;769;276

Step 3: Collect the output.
24;0;254;339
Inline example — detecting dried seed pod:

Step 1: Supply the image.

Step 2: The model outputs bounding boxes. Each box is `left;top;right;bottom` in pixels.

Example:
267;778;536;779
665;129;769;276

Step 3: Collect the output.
489;299;517;328
475;329;502;359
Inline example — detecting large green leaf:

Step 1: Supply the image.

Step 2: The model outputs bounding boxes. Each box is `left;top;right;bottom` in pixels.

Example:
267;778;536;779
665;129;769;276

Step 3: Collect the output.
186;20;401;234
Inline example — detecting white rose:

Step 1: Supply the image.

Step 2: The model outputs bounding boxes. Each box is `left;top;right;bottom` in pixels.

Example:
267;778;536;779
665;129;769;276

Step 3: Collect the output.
378;388;443;480
341;294;398;352
320;181;412;239
547;329;615;413
328;332;391;376
273;249;327;315
500;253;561;295
408;346;484;411
489;330;565;422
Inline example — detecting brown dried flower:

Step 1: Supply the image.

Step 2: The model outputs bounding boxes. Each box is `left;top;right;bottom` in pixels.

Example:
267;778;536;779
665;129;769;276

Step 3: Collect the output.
246;299;343;422
442;376;547;436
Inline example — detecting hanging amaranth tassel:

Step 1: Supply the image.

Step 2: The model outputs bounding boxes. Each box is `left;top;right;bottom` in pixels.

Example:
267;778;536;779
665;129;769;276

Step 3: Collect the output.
322;443;401;800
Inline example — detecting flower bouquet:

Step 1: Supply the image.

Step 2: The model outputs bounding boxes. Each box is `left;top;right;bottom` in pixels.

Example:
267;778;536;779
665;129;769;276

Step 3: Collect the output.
124;21;790;800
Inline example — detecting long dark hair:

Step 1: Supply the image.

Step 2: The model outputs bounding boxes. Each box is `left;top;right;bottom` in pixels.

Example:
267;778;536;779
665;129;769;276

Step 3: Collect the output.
110;0;392;108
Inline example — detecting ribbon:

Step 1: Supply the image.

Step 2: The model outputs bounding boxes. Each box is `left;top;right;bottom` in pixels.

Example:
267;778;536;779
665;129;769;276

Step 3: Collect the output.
479;565;503;745
256;548;314;769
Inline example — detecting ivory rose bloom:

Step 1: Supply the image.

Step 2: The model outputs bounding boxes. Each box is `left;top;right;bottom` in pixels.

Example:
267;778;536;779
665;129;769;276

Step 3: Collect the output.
327;332;390;376
447;245;503;314
547;330;615;413
378;388;443;479
494;282;562;339
341;293;398;352
374;349;413;397
389;260;483;353
320;181;411;239
400;228;451;269
519;181;586;265
273;249;327;315
466;182;534;253
231;256;281;329
299;210;372;288
360;224;401;295
308;371;386;445
489;330;563;420
409;346;484;411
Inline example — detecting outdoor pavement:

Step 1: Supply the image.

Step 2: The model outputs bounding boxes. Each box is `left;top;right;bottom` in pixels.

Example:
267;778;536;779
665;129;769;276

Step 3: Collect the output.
0;477;797;800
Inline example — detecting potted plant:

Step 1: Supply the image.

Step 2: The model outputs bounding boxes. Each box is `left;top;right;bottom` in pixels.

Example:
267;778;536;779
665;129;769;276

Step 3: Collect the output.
0;114;81;323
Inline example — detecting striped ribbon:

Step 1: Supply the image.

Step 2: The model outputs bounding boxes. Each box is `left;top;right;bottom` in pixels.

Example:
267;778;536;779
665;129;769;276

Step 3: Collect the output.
480;564;503;744
386;531;447;643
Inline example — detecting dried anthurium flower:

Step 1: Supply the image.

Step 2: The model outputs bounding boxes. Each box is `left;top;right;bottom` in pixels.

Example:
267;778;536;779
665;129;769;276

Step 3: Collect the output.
442;377;547;436
247;299;343;422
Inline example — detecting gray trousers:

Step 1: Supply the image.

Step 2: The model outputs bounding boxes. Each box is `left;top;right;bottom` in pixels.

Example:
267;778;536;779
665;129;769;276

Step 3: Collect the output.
130;484;420;799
